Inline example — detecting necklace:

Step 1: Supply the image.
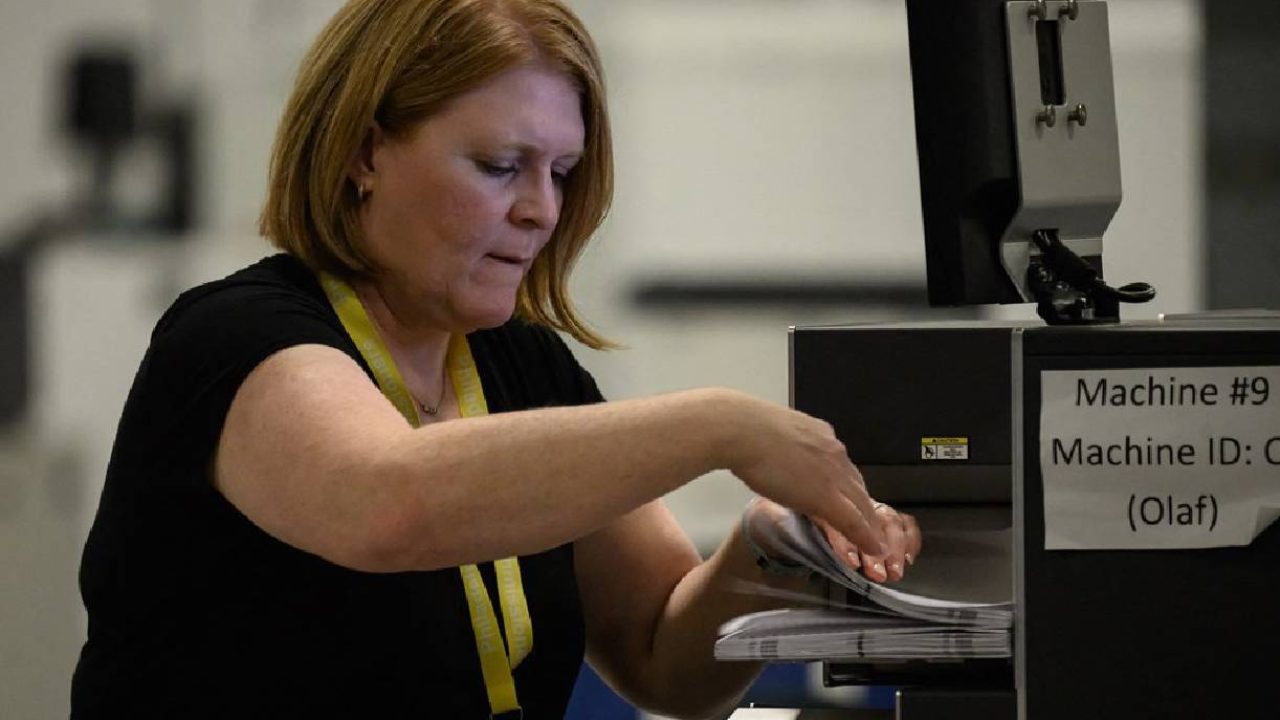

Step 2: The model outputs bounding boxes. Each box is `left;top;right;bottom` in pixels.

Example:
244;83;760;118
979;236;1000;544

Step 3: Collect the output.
349;283;450;419
415;373;447;417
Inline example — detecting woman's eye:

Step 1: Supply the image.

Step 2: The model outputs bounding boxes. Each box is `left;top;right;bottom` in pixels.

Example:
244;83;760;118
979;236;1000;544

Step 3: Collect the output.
478;160;517;177
552;162;580;187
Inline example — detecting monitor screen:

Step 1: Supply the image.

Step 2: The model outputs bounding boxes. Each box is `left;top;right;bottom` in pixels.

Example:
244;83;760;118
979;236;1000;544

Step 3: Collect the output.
906;0;1024;307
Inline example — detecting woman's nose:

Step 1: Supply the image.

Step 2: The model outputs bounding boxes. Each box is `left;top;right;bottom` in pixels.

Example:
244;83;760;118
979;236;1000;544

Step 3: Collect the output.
510;170;560;230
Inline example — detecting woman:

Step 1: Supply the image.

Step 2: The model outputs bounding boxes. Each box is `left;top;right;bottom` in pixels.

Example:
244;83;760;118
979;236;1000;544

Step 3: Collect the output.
71;0;921;717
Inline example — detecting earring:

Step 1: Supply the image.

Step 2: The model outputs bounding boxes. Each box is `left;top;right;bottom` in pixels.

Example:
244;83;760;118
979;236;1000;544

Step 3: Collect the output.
357;182;371;202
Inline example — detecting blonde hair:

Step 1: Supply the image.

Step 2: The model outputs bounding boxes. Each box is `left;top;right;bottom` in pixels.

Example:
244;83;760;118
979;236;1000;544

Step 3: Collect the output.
260;0;613;348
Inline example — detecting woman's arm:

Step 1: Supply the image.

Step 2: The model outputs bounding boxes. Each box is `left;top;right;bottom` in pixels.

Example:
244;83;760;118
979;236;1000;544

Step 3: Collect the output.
213;344;884;572
575;500;790;719
577;499;921;720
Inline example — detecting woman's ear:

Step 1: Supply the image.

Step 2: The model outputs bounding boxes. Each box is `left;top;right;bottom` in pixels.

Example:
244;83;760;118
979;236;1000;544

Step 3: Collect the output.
346;122;387;194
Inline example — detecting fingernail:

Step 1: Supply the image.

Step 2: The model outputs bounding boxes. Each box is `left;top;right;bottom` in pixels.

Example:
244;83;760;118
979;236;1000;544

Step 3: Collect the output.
847;551;861;569
889;562;903;579
904;553;915;566
871;561;885;578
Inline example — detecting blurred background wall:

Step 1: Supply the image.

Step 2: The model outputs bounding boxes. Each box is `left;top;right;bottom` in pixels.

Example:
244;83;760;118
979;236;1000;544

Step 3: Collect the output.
0;0;1275;717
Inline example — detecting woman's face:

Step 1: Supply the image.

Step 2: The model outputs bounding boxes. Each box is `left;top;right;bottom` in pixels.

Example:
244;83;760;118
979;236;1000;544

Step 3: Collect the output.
357;63;585;332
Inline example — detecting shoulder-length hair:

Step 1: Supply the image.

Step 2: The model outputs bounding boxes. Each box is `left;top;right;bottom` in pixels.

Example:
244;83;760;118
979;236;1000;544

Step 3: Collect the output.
261;0;613;348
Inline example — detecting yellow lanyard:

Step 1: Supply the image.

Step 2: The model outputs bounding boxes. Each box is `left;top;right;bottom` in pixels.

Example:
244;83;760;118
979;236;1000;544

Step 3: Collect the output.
318;273;532;717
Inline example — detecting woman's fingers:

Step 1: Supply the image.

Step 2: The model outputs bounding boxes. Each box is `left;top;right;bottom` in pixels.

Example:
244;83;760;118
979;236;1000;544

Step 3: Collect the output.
815;509;891;583
859;548;887;582
879;507;908;581
825;493;884;557
836;460;883;550
820;452;883;555
829;503;921;584
816;516;861;572
902;511;922;566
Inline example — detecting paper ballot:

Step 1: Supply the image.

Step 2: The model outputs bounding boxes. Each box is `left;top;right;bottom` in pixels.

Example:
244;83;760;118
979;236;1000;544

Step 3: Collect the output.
715;511;1011;662
715;607;1010;661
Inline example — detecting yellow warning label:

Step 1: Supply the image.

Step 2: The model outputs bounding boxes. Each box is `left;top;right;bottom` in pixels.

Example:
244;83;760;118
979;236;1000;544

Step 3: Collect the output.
920;437;970;460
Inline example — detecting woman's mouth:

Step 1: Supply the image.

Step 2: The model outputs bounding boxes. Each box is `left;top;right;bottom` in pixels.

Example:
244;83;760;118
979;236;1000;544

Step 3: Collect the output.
486;253;527;267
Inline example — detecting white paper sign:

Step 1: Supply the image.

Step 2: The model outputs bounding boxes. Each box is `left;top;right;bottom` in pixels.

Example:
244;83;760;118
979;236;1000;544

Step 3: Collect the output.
1039;366;1280;550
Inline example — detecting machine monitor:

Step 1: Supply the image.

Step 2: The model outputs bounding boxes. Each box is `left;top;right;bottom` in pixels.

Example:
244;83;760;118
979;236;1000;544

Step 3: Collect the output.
904;0;1153;323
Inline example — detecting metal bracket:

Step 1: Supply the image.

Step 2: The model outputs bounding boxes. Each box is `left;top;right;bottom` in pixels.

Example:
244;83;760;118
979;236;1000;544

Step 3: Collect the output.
1001;1;1122;301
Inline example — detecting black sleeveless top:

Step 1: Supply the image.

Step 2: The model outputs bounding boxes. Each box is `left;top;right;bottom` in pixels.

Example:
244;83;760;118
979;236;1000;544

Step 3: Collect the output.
72;254;601;718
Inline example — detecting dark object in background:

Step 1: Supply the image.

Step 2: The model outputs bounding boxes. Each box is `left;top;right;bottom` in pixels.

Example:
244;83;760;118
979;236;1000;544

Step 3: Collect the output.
0;44;201;430
152;102;198;233
0;234;34;428
66;50;138;148
65;49;139;224
0;217;58;430
60;46;198;234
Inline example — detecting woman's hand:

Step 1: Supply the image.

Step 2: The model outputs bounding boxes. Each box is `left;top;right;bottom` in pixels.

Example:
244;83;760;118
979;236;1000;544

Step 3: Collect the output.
722;391;886;556
742;497;922;584
815;504;921;583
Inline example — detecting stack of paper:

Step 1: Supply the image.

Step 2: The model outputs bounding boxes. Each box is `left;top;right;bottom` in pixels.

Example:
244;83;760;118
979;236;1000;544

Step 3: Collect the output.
715;511;1011;662
716;607;1010;661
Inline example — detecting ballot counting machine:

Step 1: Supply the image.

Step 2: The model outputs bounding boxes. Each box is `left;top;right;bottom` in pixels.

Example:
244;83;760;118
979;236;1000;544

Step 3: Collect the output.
784;1;1280;718
793;318;1280;719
